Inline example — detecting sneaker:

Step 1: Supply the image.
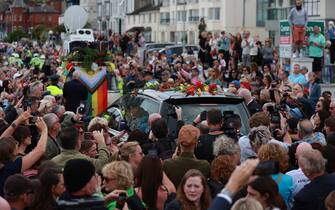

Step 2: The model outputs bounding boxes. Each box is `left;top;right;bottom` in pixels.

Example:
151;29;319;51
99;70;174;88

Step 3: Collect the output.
292;53;297;58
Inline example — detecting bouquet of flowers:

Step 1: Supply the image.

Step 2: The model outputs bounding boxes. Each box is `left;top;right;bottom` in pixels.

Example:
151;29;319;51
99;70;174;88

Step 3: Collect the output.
177;81;218;96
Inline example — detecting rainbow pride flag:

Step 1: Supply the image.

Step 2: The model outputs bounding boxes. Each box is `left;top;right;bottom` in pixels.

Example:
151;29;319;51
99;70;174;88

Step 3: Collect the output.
72;66;108;117
89;79;108;116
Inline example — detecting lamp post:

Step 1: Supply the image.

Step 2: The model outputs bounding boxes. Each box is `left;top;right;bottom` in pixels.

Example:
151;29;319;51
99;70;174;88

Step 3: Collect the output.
48;30;54;47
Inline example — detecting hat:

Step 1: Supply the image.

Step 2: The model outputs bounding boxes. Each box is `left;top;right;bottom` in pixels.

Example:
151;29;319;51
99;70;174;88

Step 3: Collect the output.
178;125;200;147
63;159;96;193
231;80;240;89
289;108;303;120
4;174;33;198
13;72;23;80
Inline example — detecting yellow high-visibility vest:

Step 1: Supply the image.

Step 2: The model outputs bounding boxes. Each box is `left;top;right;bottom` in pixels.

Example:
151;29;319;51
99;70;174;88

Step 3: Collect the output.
46;85;63;96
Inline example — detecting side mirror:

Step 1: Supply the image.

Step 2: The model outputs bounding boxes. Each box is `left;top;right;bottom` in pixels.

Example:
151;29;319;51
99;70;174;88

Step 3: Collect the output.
107;107;123;123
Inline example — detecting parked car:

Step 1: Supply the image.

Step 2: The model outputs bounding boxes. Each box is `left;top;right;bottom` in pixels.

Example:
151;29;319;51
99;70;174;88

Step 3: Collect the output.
142;43;175;62
159;45;199;57
105;89;250;139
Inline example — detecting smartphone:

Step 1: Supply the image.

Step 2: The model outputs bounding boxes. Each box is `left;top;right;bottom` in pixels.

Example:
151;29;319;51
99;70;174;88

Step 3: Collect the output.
29;116;37;124
200;110;207;121
116;192;127;209
83;132;93;140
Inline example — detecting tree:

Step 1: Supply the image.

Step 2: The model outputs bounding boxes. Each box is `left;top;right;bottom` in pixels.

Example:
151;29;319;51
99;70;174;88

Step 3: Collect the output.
4;30;28;42
32;25;48;41
52;24;66;34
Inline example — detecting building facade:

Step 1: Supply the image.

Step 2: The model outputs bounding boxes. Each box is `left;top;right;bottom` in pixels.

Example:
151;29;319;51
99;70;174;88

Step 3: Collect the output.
0;0;61;37
80;0;97;29
125;0;267;44
96;0;157;34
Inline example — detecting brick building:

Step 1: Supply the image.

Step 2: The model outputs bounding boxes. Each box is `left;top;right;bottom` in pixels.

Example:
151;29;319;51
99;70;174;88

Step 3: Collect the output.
0;0;62;37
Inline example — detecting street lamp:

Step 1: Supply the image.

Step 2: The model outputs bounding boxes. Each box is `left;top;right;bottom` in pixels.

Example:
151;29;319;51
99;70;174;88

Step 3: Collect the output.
49;30;54;46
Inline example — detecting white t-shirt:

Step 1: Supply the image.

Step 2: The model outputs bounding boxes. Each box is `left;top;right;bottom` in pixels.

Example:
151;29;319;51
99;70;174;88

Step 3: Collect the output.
286;168;310;196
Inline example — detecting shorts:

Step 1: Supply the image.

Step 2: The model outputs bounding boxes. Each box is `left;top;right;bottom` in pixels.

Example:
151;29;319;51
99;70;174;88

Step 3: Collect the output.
311;56;323;72
292;25;306;43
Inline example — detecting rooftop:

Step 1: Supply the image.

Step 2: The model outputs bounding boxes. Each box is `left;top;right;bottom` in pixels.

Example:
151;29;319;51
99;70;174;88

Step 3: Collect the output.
29;3;58;13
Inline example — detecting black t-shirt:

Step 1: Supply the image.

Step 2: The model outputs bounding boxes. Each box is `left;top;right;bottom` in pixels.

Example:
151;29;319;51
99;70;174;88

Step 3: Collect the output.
195;133;223;163
141;137;176;160
0;157;22;196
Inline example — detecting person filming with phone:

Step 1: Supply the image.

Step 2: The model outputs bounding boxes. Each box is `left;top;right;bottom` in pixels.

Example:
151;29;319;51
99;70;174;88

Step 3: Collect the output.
102;161;145;210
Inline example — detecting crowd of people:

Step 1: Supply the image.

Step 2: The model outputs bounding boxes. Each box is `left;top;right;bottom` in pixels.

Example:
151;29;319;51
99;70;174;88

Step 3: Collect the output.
1;0;335;209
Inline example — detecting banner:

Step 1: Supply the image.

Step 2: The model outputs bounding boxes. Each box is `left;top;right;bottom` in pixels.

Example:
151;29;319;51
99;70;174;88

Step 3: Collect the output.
279;20;325;58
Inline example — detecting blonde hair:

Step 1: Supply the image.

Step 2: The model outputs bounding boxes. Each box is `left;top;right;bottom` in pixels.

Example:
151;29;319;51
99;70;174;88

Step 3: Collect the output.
119;142;139;161
258;143;289;173
88;117;109;131
102;161;134;190
231;198;263;210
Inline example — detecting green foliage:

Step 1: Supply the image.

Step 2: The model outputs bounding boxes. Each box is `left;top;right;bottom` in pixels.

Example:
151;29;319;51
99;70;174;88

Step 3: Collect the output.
72;47;108;70
52;24;66;34
4;30;28;42
32;25;48;41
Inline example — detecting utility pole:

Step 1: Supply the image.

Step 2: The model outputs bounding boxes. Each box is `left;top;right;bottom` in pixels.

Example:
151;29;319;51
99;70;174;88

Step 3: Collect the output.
242;0;246;28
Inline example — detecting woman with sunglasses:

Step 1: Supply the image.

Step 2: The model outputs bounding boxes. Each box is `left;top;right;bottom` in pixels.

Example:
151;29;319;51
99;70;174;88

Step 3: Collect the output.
102;161;145;210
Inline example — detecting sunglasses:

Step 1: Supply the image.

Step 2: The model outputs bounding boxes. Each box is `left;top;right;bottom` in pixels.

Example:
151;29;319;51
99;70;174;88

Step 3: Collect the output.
103;176;116;182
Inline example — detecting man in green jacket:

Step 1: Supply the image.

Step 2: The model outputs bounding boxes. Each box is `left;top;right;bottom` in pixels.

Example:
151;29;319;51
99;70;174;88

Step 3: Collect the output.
52;127;110;171
163;125;210;188
308;26;326;79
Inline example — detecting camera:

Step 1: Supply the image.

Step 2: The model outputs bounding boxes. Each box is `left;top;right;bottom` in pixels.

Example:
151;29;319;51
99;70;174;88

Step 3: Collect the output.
222;111;241;140
78;104;86;115
267;105;281;124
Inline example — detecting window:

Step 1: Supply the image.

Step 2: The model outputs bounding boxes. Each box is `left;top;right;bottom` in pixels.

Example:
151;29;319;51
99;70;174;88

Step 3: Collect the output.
149;13;152;23
304;0;320;17
177;11;186;21
208;8;220;20
48;16;52;22
256;0;268;27
12;15;16;21
98;4;102;17
105;2;110;16
160;12;170;24
19;15;22;22
188;9;199;21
